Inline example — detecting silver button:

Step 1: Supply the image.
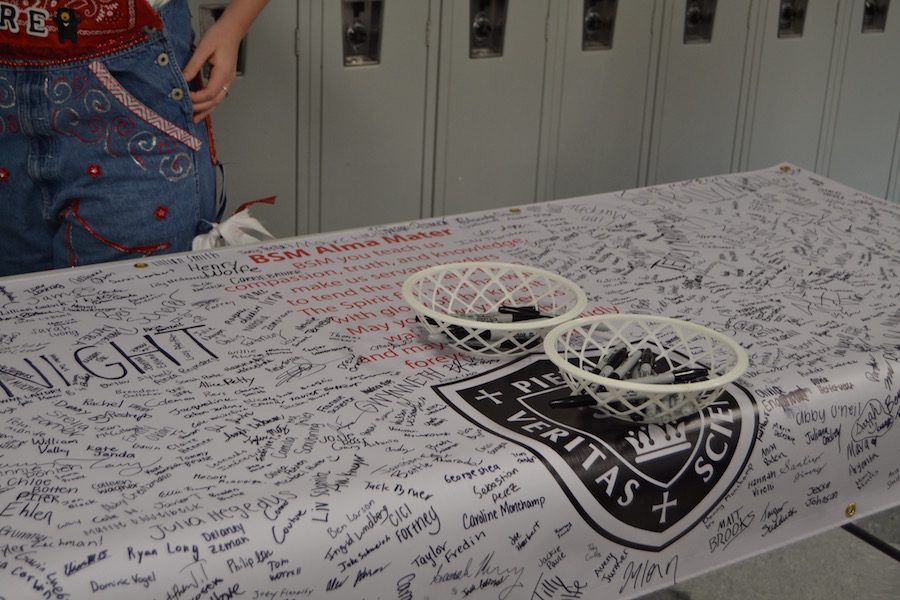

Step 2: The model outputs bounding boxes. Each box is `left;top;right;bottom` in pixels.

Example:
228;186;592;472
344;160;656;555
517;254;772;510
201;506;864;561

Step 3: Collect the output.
169;88;184;101
156;52;170;66
143;25;156;35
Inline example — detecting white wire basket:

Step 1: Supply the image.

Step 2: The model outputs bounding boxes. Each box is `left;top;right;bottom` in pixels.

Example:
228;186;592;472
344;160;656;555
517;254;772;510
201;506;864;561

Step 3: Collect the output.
543;314;748;423
401;262;587;358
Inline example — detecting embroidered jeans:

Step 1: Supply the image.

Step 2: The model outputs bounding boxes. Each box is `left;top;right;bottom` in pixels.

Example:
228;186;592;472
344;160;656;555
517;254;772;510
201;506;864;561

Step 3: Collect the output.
0;0;217;277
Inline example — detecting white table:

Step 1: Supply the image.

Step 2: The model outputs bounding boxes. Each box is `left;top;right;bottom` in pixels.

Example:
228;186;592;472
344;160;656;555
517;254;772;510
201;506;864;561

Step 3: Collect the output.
1;164;898;599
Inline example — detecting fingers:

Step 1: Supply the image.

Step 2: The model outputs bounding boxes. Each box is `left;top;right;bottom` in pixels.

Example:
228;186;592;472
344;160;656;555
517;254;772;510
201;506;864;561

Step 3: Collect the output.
182;51;205;84
190;85;230;123
189;80;230;106
184;32;239;122
188;64;235;122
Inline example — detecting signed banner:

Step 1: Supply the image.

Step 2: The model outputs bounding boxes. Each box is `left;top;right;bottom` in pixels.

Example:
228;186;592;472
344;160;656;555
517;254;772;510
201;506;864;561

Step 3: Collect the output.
1;165;898;599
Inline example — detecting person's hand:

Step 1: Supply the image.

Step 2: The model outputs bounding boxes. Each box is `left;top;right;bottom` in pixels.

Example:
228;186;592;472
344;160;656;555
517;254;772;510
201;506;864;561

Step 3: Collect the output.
182;0;268;123
182;18;243;123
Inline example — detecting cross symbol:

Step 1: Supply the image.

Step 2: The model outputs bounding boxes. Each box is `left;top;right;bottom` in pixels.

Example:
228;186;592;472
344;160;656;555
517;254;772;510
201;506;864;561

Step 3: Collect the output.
473;388;503;405
652;490;677;524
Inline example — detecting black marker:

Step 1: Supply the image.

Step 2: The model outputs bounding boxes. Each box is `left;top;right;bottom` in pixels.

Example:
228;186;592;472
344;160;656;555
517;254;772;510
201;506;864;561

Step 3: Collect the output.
630;367;709;385
459;310;551;323
549;395;596;408
430;326;541;351
611;349;642;380
593;346;628;377
417;307;549;328
554;391;651;409
498;305;546;318
652;355;673;374
421;319;529;343
581;346;627;394
448;325;537;343
634;348;655;378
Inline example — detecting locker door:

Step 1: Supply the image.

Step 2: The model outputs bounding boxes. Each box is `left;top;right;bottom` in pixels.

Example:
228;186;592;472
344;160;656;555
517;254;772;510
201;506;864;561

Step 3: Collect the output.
892;128;900;202
648;0;755;185
187;0;298;238
550;0;660;199
317;0;436;232
742;0;840;171
826;0;900;199
434;0;551;215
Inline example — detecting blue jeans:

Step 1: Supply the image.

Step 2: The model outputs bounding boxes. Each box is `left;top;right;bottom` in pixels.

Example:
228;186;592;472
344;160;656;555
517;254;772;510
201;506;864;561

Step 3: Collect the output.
0;0;218;277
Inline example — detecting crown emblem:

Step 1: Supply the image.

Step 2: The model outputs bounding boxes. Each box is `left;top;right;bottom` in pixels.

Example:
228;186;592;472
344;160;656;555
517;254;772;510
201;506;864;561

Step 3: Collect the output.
624;423;690;464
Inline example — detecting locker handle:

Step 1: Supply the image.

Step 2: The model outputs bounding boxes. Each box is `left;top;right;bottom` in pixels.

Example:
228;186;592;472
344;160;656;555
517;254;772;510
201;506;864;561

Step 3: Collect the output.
469;0;507;58
686;4;702;26
778;0;807;38
472;12;494;42
684;0;717;44
584;10;605;33
342;0;383;67
583;0;617;51
862;0;890;33
347;20;369;49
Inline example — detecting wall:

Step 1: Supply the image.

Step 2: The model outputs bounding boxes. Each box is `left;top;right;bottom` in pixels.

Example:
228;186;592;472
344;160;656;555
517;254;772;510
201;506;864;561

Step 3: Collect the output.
197;0;900;237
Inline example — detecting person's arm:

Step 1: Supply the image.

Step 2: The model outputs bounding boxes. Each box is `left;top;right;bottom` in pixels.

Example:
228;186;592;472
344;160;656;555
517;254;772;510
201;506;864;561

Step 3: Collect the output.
183;0;270;123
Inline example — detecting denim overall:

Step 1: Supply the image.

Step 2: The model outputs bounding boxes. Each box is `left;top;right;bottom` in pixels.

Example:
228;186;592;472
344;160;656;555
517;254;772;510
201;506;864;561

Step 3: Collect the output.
0;0;218;276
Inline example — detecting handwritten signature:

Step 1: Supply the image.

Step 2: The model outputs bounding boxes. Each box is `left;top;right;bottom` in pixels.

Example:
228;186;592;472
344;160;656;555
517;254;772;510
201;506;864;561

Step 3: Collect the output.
273;359;329;387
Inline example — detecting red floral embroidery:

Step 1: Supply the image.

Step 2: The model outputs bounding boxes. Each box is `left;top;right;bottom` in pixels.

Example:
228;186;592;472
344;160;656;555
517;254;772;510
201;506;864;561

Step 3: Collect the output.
87;164;102;179
154;206;169;220
62;199;171;265
0;168;9;183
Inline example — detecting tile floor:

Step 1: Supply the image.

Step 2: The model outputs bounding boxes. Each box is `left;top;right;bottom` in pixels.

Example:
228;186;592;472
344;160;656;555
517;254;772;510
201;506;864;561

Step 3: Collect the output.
639;505;900;600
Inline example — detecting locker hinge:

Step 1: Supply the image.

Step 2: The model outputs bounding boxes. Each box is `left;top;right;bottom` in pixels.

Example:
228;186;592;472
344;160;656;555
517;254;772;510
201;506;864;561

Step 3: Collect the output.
426;16;431;47
294;28;301;57
545;12;550;41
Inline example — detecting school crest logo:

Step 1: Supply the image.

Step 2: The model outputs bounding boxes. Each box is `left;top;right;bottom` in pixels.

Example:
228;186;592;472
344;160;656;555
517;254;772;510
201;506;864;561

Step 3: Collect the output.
434;355;757;551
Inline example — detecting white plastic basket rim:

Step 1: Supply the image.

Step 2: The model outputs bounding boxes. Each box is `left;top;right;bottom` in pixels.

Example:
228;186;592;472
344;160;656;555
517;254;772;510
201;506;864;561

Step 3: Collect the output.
401;261;588;332
543;313;749;395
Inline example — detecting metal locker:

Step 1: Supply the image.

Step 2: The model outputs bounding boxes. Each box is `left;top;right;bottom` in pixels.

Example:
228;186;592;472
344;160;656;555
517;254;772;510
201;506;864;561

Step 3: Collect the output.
826;0;900;199
315;0;437;233
741;0;840;171
549;0;660;200
187;0;299;238
647;0;755;185
434;0;552;216
892;126;900;202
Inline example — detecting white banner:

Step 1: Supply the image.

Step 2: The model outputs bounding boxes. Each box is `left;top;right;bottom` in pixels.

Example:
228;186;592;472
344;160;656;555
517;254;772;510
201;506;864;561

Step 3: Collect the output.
0;165;898;599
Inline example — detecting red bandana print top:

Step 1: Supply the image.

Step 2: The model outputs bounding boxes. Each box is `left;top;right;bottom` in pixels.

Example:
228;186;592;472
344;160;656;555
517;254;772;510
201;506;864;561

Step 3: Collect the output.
0;0;163;63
